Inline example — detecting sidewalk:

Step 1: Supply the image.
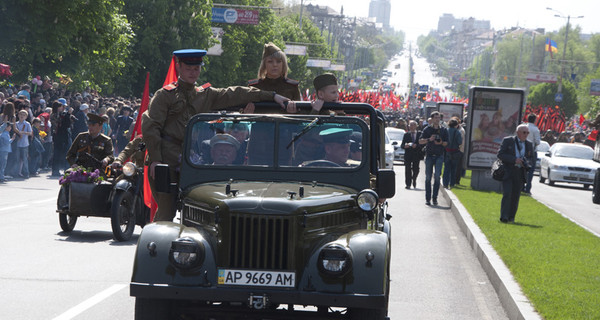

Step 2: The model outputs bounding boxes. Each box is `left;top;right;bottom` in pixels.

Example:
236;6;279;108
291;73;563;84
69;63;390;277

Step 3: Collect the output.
441;187;541;320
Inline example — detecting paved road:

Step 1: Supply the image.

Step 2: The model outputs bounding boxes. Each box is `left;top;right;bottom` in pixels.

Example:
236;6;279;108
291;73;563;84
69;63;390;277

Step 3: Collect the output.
0;166;510;319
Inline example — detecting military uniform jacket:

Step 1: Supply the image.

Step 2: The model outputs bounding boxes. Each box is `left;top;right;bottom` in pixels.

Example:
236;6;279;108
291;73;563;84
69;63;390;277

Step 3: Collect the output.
116;136;146;167
142;78;274;166
66;132;114;167
248;77;301;101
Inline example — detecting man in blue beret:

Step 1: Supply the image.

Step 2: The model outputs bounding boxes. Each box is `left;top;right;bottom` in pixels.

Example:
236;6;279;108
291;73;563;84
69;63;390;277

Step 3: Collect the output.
142;49;291;221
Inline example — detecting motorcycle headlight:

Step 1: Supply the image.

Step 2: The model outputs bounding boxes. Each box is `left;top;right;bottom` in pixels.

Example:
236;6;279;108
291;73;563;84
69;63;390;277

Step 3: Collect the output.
317;244;353;277
169;237;204;270
357;189;378;212
122;162;137;177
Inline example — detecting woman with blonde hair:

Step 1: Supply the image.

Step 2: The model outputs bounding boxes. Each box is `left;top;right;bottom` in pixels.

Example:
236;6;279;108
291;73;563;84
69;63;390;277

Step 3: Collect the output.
248;42;301;100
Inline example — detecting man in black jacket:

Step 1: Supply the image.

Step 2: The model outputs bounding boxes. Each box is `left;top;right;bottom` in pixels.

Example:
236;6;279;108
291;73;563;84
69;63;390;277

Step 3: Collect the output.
401;120;422;189
497;124;535;223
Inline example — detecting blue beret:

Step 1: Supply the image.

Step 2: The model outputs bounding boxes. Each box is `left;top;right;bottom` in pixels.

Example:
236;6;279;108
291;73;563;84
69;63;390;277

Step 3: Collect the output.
173;49;207;65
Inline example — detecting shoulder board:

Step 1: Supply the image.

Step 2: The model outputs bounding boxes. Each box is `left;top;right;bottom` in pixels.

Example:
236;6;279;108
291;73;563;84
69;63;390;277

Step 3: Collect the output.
163;81;178;91
285;78;299;86
196;83;211;92
248;78;260;86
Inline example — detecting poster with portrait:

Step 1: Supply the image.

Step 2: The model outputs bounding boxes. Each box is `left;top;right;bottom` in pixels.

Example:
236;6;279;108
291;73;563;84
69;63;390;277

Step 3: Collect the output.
465;87;524;169
437;102;464;122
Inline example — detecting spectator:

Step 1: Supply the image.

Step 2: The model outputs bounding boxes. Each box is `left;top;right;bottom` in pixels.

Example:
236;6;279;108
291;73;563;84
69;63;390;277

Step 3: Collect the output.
442;118;462;189
28;118;44;176
50;100;72;176
498;124;534;223
0;122;13;182
524;113;541;194
72;103;89;138
13;110;32;178
419;111;448;206
113;106;134;153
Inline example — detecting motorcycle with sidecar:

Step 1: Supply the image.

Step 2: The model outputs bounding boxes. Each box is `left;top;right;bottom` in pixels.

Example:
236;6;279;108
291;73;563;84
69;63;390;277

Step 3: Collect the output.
56;161;149;241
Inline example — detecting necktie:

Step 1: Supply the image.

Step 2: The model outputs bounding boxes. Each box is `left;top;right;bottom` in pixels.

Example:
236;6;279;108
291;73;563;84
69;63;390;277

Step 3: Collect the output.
412;133;416;142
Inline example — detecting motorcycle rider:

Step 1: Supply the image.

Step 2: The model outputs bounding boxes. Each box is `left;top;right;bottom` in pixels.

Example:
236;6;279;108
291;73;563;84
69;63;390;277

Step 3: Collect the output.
66;113;114;170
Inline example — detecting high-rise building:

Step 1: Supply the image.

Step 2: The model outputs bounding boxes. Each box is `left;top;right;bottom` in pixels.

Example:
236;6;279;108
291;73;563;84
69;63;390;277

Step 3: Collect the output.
368;0;391;28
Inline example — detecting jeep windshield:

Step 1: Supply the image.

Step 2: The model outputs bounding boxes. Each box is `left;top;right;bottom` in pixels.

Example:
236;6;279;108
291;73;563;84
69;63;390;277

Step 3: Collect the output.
185;116;366;169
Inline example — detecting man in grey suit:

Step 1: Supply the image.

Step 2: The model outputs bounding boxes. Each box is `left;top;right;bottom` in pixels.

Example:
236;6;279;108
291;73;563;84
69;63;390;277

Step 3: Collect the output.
497;124;535;223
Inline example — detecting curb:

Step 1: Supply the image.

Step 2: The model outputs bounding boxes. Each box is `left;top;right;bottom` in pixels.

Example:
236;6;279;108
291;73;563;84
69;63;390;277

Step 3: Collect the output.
441;187;542;320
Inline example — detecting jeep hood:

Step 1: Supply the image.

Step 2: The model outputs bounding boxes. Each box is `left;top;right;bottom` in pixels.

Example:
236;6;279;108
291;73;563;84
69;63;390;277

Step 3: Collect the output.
184;181;358;215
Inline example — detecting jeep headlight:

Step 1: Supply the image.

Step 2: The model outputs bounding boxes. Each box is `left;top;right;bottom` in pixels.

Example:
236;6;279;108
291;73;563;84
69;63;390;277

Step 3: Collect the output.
357;189;378;212
122;162;137;177
317;244;353;277
169;237;204;270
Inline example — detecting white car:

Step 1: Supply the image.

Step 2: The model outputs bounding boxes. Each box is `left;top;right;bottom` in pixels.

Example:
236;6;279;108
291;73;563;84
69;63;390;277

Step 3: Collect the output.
385;128;406;162
539;143;600;189
534;140;551;173
384;131;394;169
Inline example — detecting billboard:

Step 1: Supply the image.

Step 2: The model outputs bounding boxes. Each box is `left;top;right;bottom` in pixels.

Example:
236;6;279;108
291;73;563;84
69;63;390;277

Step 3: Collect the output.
211;8;259;25
284;45;307;56
526;72;558;83
306;59;331;68
465;87;524;169
206;27;224;56
437;102;464;122
591;79;600;96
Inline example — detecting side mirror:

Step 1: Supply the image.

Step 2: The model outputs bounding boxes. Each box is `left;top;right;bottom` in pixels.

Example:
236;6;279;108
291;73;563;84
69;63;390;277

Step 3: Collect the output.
154;164;171;193
391;141;398;146
545;152;551;157
377;169;395;199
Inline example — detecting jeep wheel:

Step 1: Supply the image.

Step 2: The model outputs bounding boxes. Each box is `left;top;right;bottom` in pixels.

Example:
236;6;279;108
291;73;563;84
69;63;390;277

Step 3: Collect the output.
349;308;387;320
135;298;172;320
59;213;77;232
111;190;136;242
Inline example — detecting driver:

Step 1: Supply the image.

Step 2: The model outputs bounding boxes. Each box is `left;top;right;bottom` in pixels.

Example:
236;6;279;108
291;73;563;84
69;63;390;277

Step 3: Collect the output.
210;134;240;165
112;135;145;168
319;127;353;167
66;113;114;170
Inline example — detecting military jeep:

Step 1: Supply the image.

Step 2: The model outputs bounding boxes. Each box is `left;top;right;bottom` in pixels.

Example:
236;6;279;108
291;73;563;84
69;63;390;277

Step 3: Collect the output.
130;103;395;319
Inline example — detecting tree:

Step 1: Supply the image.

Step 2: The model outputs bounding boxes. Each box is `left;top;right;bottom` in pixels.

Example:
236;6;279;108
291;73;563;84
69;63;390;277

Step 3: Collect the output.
0;0;133;93
528;81;578;117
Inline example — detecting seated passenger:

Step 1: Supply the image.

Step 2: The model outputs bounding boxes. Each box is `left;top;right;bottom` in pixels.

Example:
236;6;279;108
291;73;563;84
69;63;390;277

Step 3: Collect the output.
293;129;324;165
349;131;362;162
226;123;249;164
320;127;353;167
210;134;240;165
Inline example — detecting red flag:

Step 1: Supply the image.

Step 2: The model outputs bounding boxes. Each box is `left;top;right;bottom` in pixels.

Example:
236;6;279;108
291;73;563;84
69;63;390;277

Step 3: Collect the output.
589;130;598;142
163;55;178;87
579;114;585;126
131;72;150;140
143;152;157;222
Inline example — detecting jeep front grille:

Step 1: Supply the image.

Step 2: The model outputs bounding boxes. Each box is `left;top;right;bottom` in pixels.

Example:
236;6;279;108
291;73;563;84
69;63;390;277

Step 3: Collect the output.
229;214;291;270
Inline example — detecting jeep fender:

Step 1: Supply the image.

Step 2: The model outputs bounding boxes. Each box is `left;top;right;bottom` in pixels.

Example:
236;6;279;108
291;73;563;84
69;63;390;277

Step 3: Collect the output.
300;230;390;296
131;222;217;287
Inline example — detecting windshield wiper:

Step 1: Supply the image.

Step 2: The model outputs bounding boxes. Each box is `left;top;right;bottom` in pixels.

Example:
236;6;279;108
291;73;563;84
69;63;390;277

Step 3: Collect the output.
286;118;320;149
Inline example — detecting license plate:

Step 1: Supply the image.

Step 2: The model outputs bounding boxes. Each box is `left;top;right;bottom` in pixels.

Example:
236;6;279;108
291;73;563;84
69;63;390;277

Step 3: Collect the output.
218;269;295;288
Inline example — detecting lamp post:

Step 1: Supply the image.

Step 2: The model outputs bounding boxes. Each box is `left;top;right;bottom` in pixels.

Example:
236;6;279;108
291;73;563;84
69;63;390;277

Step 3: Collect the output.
546;7;584;94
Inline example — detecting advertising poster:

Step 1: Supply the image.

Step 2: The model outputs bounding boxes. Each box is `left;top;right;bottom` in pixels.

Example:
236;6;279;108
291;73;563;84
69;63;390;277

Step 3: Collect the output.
437;102;464;122
466;87;524;169
590;79;600;96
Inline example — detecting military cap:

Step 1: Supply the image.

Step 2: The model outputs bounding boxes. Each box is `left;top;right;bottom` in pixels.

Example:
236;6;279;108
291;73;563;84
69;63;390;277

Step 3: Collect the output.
313;73;338;91
262;42;282;60
320;127;352;144
122;106;133;113
210;134;240;150
87;113;106;124
173;49;207;65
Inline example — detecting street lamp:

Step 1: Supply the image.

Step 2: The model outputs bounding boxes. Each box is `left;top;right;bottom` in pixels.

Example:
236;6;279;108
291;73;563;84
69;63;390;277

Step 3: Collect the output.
546;7;584;93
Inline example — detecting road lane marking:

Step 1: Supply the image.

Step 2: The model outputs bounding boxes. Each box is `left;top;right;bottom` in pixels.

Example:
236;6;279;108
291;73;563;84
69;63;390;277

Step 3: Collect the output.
0;204;27;212
52;283;127;320
33;197;56;204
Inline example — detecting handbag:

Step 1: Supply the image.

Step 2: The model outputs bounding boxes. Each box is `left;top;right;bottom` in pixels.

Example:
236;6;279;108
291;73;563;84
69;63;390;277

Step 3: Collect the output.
491;159;505;181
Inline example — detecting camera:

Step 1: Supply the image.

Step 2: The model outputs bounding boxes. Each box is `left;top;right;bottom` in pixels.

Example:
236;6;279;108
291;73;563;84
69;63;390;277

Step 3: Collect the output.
433;134;441;142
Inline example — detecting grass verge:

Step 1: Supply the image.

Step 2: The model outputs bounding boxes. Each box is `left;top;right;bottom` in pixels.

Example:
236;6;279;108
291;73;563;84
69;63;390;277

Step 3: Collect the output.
451;171;600;320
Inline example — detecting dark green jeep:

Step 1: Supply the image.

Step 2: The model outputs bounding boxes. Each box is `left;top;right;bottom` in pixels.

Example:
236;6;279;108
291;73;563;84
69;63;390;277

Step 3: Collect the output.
130;103;395;319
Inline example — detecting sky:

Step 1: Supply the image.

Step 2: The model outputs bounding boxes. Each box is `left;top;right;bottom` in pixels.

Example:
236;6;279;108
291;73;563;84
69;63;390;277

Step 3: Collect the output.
299;0;600;42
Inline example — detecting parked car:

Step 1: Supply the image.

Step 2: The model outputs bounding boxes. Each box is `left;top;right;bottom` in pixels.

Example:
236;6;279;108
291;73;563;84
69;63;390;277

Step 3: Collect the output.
539;143;600;189
384;131;394;169
385;128;406;162
130;102;395;319
534;140;551;174
592;138;600;204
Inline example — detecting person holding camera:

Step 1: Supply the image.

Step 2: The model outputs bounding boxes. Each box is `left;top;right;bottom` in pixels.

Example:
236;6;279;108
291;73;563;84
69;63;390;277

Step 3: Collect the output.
497;124;534;223
419;111;448;206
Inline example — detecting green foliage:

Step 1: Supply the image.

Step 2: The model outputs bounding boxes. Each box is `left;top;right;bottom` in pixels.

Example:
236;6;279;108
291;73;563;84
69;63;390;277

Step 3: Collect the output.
0;0;133;93
528;81;578;117
452;173;600;320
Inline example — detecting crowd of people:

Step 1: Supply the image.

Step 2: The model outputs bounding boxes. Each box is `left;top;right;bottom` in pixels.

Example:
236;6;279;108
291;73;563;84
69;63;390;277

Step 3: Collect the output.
0;84;141;182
